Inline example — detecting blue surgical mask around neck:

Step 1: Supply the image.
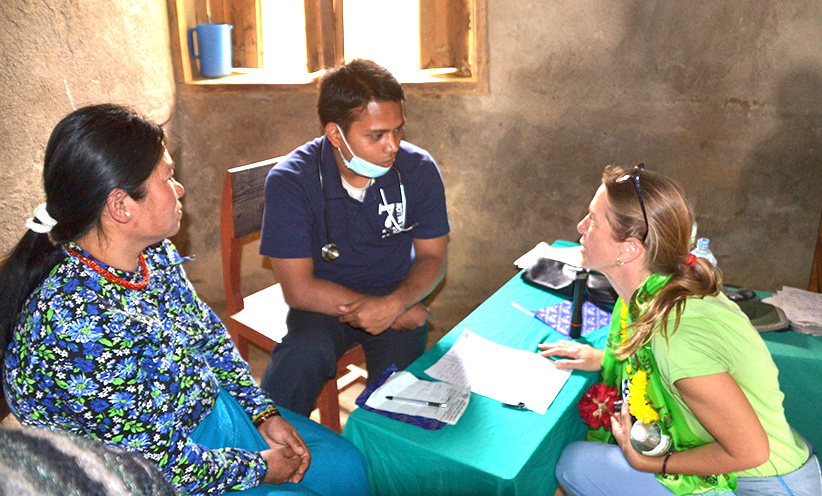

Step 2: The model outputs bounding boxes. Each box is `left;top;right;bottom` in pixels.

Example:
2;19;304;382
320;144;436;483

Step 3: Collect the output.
335;125;391;178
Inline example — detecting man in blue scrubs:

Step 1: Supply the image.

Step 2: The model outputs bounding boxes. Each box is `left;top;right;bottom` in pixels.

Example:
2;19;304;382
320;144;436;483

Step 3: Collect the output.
259;59;450;417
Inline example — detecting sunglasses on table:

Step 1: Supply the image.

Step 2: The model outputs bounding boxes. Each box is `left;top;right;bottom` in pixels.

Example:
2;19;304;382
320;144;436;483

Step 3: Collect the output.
615;163;649;243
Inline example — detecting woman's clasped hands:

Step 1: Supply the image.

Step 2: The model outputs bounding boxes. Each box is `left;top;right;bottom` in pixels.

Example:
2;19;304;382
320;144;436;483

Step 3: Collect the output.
258;415;311;485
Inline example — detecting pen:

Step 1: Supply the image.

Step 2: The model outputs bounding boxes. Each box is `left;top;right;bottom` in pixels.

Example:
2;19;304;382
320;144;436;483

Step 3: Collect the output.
385;395;447;408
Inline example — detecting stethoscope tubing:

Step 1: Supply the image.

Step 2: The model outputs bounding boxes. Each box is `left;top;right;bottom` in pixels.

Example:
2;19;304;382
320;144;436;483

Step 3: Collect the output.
318;138;412;260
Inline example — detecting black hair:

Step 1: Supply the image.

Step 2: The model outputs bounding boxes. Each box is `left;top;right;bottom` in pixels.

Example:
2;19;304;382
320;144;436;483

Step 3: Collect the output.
0;104;164;368
317;58;405;133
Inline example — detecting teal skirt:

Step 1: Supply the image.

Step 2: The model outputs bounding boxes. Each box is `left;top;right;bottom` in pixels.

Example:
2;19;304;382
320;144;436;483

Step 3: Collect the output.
191;389;370;495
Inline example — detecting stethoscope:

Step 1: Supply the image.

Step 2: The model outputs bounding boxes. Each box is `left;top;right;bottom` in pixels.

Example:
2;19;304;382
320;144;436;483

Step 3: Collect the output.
318;139;416;262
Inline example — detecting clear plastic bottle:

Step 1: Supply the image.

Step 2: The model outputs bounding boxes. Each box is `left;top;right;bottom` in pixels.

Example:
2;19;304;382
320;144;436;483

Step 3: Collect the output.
690;237;718;267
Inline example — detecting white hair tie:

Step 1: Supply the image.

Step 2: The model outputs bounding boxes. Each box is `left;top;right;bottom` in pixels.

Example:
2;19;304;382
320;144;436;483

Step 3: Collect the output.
25;203;57;234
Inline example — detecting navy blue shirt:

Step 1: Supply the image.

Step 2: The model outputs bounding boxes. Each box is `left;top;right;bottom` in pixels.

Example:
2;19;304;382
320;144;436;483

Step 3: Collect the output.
260;136;449;294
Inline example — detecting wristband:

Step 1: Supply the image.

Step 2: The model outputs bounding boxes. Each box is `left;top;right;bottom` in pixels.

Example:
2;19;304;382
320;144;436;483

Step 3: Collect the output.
253;407;281;427
660;452;673;477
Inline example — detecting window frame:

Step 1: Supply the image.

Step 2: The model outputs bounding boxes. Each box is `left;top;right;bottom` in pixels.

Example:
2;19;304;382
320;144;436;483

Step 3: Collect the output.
167;0;488;94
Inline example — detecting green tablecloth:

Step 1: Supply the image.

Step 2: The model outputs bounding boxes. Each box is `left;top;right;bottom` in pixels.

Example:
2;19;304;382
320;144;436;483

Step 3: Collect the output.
343;263;609;495
761;330;822;450
342;246;822;495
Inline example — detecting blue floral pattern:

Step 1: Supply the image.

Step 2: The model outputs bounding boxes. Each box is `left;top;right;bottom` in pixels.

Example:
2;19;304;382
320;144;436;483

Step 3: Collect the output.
3;240;276;495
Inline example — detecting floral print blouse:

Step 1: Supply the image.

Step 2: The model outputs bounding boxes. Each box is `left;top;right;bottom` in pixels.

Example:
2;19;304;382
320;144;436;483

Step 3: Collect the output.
3;240;276;495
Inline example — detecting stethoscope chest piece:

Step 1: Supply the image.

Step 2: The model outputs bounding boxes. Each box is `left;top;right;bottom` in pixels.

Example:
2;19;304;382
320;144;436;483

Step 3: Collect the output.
321;242;340;262
317;137;412;262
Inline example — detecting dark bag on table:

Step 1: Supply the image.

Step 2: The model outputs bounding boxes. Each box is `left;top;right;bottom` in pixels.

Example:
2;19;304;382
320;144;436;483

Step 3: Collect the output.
522;257;618;311
722;287;791;333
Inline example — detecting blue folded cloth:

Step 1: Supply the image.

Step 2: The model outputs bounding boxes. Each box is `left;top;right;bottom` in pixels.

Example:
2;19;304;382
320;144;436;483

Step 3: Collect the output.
534;300;612;338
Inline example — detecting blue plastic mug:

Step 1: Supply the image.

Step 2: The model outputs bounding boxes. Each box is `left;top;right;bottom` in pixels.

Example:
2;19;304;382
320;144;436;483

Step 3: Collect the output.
188;23;233;78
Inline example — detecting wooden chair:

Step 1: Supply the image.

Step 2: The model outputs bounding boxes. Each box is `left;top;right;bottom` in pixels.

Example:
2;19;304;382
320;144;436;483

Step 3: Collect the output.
810;208;822;293
0;392;9;424
221;157;367;433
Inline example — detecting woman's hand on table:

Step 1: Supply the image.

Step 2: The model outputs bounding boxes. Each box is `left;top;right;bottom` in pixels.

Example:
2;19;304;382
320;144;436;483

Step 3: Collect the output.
258;415;311;483
538;340;604;371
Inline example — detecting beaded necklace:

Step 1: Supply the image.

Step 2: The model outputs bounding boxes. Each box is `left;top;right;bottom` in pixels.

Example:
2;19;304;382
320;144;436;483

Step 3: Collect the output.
64;244;150;291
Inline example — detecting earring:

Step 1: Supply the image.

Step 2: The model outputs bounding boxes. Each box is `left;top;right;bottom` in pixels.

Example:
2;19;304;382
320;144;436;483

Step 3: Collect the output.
616;256;624;266
125;212;131;218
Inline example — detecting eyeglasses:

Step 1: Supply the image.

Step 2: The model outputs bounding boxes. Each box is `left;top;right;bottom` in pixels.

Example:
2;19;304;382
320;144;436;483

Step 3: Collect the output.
615;163;649;242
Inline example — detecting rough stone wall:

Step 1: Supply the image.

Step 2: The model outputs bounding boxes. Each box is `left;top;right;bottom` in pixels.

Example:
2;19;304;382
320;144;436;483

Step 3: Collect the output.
0;0;175;253
174;2;822;340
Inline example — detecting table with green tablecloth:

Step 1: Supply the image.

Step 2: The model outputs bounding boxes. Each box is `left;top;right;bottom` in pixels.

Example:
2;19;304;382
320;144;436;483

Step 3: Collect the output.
343;255;610;495
342;249;822;496
760;330;822;450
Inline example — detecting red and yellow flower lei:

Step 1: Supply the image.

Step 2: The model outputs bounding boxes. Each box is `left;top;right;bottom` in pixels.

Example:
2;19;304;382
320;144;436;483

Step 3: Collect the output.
579;302;660;429
577;383;619;429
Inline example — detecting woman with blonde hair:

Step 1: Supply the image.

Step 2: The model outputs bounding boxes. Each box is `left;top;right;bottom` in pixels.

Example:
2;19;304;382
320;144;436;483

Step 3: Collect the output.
541;164;821;495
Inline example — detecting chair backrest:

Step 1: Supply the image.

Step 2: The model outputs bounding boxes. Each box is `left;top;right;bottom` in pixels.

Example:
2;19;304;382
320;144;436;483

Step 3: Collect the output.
810;208;822;293
220;157;283;315
220;157;367;433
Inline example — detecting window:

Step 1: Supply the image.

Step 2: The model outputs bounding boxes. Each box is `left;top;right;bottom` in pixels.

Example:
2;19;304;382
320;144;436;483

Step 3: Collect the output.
169;0;487;92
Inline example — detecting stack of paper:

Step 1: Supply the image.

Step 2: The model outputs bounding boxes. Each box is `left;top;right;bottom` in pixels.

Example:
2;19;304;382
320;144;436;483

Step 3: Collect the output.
365;371;471;425
424;329;572;414
763;287;822;336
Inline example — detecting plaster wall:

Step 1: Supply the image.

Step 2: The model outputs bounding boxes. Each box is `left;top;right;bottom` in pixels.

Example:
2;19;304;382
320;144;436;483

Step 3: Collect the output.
175;2;822;339
0;0;176;253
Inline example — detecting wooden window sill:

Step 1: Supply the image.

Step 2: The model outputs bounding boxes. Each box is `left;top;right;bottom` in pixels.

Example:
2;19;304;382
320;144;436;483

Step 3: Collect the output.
180;67;488;95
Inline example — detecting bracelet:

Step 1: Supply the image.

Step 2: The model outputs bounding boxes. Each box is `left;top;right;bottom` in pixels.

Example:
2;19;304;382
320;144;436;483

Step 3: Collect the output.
252;407;281;427
660;452;673;477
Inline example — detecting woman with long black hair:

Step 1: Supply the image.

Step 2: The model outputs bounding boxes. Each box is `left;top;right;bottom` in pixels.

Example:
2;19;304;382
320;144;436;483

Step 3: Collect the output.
0;104;369;496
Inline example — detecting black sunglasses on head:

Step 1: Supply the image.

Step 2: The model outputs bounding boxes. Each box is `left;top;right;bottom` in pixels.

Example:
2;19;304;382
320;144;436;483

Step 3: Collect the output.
615;163;649;242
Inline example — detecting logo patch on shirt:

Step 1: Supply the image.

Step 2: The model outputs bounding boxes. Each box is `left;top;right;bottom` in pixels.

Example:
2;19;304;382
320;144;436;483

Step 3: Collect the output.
379;202;406;229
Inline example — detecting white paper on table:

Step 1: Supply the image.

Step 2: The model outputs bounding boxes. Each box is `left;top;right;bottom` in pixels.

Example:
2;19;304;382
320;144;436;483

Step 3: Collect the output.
514;243;583;269
424;329;572;414
365;371;471;425
763;286;822;336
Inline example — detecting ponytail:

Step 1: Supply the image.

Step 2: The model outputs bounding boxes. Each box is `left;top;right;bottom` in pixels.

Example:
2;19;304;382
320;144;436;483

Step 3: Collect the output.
615;256;722;359
602;165;722;359
0;231;65;367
